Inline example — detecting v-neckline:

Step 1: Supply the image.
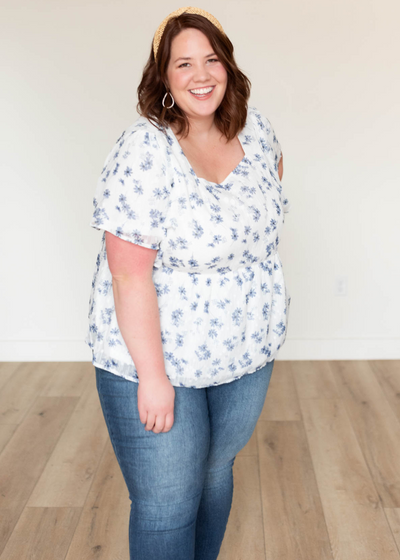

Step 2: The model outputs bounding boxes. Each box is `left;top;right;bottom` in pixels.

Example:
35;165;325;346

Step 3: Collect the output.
167;121;248;186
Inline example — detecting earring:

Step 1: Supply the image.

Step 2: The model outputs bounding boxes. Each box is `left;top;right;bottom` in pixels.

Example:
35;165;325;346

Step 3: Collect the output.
162;91;175;109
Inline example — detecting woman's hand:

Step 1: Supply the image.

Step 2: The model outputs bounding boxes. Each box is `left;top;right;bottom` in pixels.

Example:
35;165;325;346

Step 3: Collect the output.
137;375;175;433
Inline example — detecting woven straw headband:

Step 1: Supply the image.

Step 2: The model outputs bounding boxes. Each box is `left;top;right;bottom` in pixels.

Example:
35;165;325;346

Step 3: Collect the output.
153;6;225;62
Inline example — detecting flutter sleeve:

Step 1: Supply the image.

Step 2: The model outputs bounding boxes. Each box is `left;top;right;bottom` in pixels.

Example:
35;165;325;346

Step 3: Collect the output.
89;124;171;248
250;107;291;213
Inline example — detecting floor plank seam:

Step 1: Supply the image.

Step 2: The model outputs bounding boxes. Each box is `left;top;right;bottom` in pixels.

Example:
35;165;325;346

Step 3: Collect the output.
254;423;267;560
297;397;336;560
62;434;111;560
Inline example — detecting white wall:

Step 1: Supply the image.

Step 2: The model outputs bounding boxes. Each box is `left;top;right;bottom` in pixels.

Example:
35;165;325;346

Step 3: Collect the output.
1;0;399;361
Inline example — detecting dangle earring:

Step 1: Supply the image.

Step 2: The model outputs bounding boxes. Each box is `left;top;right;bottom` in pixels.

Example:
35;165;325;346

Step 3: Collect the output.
162;91;175;109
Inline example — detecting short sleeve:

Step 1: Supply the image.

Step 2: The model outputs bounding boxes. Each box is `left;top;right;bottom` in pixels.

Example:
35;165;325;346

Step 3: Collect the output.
89;124;171;248
250;107;290;213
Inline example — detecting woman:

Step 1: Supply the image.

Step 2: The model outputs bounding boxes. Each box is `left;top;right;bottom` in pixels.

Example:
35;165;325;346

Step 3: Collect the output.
86;6;291;560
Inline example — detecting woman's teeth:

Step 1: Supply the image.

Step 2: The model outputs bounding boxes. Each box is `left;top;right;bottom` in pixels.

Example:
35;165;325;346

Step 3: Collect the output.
189;86;214;96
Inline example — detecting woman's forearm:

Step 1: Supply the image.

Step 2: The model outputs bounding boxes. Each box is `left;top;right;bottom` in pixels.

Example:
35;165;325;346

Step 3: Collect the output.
111;275;167;383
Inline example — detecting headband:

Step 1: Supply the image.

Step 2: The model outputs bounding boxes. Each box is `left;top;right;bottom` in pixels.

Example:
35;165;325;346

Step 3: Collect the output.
153;6;226;62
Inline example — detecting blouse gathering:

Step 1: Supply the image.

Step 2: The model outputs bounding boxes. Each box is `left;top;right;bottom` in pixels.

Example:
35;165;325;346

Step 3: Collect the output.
85;105;291;388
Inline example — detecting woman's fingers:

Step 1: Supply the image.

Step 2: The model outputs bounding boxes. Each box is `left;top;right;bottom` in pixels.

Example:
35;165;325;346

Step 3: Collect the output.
139;410;147;425
143;413;174;433
152;415;166;434
162;412;174;433
145;412;155;431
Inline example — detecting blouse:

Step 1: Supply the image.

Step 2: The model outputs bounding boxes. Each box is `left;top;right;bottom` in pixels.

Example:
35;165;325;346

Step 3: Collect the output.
85;105;291;388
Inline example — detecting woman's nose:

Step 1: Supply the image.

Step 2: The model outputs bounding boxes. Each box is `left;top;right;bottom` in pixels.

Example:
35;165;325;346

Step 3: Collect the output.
192;63;211;82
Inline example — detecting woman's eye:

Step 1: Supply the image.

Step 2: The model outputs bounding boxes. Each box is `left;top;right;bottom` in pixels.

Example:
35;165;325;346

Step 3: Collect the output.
178;58;219;68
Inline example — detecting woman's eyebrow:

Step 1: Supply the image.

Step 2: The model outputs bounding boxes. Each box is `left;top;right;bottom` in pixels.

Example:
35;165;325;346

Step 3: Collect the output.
174;52;216;63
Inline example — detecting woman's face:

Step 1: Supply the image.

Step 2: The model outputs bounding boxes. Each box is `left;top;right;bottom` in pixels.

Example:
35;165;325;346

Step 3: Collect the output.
166;28;228;122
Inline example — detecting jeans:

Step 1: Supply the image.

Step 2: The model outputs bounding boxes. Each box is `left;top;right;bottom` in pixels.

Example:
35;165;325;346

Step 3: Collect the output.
95;359;274;560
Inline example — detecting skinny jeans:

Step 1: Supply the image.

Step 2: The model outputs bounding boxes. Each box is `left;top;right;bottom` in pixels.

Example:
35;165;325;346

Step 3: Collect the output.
95;359;274;560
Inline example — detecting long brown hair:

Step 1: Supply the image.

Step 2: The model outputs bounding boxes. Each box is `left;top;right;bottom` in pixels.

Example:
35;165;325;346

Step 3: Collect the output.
136;12;251;140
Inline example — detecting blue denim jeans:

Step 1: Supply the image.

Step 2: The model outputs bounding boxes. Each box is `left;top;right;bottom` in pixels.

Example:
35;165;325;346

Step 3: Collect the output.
95;359;274;560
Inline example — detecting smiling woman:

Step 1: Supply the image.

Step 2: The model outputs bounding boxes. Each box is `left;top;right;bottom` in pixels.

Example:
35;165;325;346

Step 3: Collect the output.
137;8;251;140
86;6;290;560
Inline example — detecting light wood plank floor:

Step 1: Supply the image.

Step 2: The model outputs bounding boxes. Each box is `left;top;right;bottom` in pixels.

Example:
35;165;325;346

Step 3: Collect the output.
0;360;399;559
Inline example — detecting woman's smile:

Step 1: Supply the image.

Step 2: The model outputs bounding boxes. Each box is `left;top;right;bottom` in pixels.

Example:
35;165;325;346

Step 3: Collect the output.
189;85;216;99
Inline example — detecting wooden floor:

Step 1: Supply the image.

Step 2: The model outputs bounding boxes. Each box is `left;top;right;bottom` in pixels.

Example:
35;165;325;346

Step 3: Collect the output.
0;361;400;559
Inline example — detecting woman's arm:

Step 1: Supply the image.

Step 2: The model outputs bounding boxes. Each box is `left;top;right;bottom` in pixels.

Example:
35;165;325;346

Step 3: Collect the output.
106;231;166;382
105;231;175;433
278;153;284;182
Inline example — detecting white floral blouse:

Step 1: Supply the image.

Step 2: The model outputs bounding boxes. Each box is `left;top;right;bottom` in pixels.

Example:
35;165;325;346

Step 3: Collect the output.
85;105;291;388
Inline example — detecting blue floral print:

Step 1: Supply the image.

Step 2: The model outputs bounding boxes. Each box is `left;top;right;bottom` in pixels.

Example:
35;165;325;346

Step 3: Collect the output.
85;106;291;388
